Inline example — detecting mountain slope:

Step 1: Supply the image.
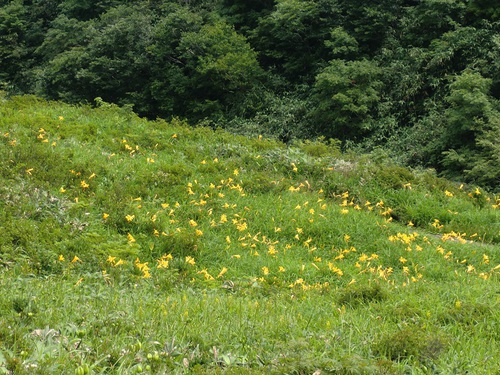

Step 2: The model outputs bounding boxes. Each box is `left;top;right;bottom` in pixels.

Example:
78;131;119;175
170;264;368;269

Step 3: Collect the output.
1;95;499;374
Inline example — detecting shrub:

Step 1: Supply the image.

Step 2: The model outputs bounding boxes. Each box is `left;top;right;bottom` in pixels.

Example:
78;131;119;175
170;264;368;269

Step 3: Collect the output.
373;327;447;363
337;283;387;307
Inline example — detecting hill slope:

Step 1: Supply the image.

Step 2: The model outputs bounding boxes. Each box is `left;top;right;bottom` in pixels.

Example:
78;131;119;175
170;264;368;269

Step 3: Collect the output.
1;95;499;374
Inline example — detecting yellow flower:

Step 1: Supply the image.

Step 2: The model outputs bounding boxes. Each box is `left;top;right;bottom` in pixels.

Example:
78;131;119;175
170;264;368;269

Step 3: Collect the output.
58;116;64;121
261;266;270;275
125;214;135;223
431;219;443;229
267;246;277;256
134;258;149;271
189;219;198;227
358;254;368;262
482;254;490;264
198;269;214;280
25;168;34;175
195;229;203;236
236;221;247;232
399;257;407;264
185;256;196;266
102;213;109;220
71;256;81;263
80;180;89;189
217;267;228;278
233;169;239;176
59;187;66;193
444;190;453;197
278;266;286;273
127;233;136;243
58;254;65;262
157;257;170;269
328;262;343;276
107;255;116;264
341;209;349;215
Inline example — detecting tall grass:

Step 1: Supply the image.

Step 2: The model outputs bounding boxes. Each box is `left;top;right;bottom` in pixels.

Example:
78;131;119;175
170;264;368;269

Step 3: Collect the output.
0;95;499;374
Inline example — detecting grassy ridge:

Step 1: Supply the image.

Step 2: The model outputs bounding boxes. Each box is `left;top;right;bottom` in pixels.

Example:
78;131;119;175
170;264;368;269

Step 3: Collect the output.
1;95;499;374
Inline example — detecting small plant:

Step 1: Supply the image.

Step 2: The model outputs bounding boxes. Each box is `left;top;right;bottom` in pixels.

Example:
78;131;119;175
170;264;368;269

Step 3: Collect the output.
337;282;387;307
373;326;447;363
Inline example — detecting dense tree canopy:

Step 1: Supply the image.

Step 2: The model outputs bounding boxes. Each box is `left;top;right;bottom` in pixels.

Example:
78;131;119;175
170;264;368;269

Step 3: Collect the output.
0;0;499;189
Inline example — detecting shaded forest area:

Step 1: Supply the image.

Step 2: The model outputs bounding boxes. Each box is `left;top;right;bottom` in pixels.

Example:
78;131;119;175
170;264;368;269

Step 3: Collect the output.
1;0;499;189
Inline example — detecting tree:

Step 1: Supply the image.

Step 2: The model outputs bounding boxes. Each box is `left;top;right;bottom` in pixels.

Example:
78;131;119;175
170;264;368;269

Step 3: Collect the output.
0;1;27;89
311;59;383;140
440;70;500;188
150;12;263;121
252;0;337;82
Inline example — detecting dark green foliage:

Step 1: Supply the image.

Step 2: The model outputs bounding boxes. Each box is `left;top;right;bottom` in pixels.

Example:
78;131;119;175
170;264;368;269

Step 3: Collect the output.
1;0;499;189
311;59;383;141
439;70;500;188
175;21;263;120
250;0;336;82
370;164;415;190
0;2;28;88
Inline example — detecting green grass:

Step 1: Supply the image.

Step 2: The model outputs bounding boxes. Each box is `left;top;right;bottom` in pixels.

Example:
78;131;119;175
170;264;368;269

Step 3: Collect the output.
1;94;499;374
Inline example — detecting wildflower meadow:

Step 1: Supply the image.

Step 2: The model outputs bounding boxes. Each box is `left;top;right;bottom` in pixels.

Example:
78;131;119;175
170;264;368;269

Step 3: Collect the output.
0;95;499;374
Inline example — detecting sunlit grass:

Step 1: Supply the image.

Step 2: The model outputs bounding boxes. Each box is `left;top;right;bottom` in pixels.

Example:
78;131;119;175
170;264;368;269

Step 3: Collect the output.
0;95;499;374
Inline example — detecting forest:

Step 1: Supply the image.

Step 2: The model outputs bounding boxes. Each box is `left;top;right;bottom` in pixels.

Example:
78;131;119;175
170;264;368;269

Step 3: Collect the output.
1;0;499;189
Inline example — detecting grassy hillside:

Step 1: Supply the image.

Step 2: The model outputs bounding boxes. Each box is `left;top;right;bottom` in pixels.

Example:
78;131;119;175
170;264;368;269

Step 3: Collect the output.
0;94;499;374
